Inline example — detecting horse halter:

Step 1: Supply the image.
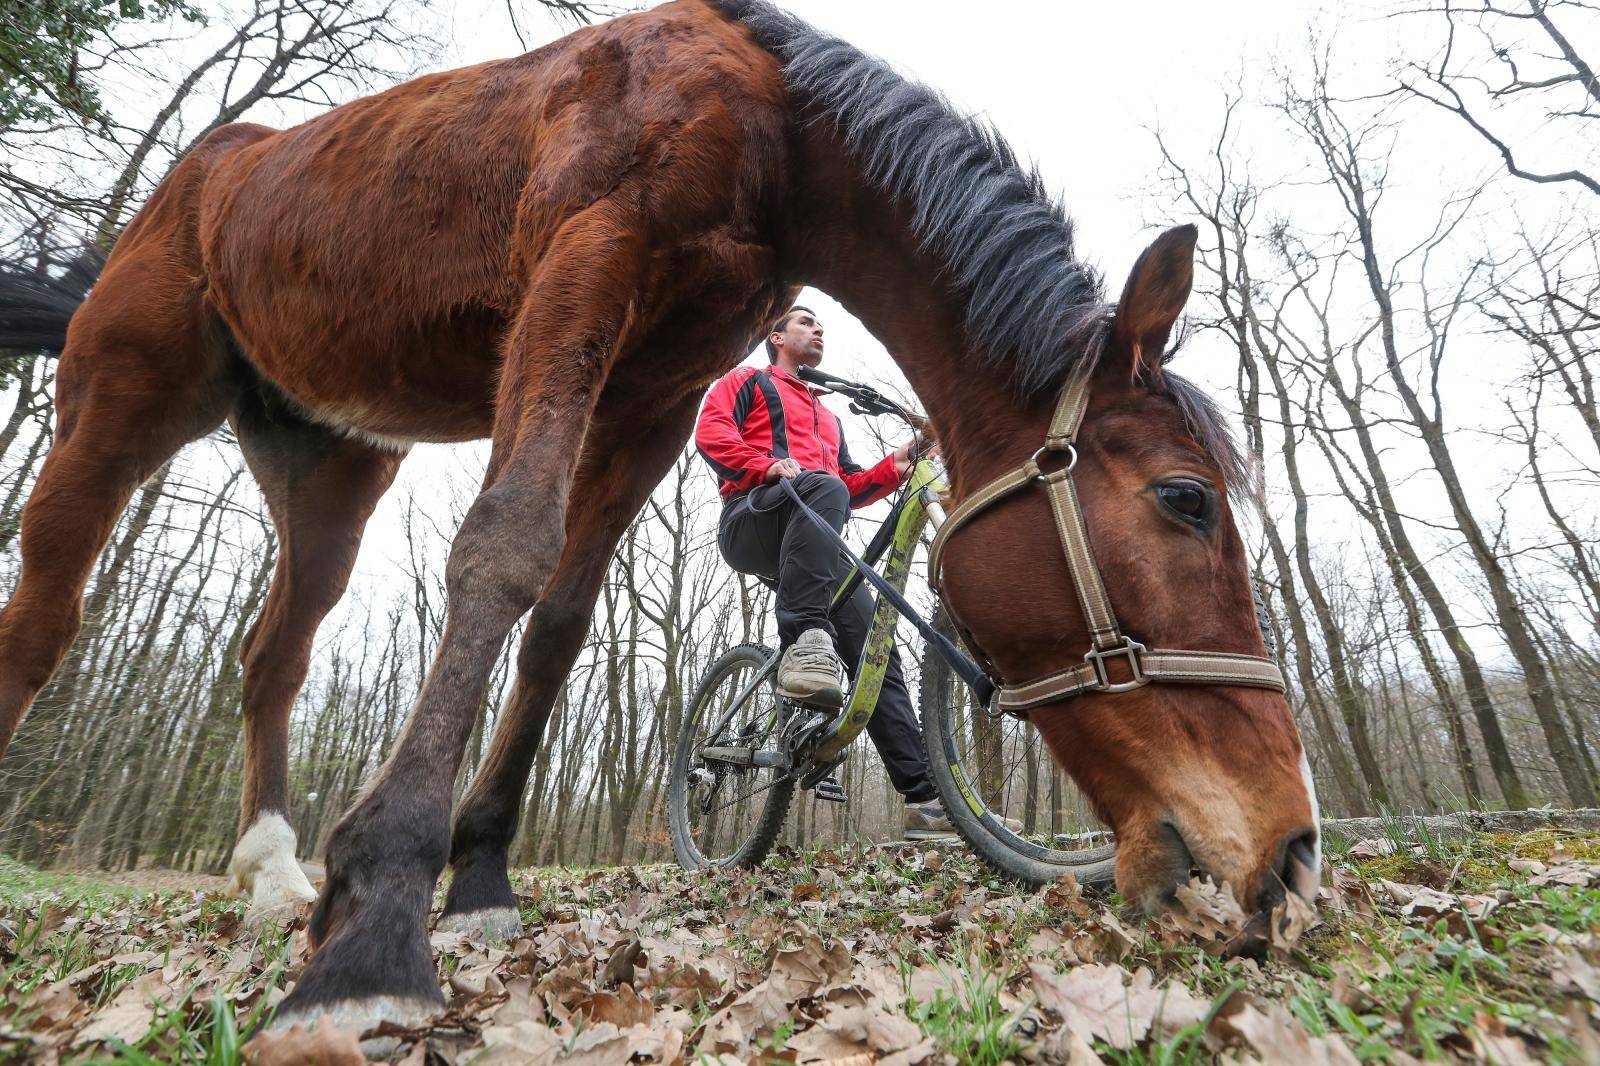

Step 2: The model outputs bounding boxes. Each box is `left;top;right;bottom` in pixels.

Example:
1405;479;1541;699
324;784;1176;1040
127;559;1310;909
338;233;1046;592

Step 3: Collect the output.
928;376;1287;715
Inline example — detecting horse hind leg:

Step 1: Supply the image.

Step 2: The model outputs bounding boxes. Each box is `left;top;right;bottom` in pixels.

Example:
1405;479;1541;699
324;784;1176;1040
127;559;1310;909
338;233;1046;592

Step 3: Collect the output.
0;270;232;758
228;395;406;926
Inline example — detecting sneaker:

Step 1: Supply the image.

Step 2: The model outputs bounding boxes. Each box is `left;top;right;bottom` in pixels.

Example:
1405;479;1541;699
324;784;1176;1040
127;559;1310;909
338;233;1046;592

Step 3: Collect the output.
776;628;846;707
905;800;1024;839
904;801;959;841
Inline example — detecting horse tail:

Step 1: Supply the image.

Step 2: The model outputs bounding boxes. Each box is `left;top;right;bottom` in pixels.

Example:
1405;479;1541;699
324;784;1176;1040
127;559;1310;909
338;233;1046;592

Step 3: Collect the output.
0;249;107;355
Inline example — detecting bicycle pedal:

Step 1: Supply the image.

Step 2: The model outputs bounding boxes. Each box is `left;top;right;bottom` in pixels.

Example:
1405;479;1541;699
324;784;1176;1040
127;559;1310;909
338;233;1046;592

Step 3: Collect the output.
780;687;844;710
812;777;848;804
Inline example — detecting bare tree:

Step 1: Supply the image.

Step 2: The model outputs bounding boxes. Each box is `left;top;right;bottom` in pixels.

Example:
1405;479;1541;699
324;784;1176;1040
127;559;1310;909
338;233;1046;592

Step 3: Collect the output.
1402;0;1600;196
1282;55;1596;805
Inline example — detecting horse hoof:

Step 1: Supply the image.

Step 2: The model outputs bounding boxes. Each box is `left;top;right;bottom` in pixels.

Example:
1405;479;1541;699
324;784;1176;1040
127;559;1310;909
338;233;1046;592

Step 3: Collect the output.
240;872;317;929
268;994;439;1056
435;905;523;944
243;895;312;931
231;813;318;928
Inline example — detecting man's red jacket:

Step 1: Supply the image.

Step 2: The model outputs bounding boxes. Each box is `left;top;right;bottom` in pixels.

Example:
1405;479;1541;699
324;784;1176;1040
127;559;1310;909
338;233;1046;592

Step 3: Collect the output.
695;366;901;507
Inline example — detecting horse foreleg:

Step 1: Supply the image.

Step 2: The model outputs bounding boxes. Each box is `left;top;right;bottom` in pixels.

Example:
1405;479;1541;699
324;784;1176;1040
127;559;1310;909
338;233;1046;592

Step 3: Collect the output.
229;401;407;926
439;390;703;941
272;196;655;1036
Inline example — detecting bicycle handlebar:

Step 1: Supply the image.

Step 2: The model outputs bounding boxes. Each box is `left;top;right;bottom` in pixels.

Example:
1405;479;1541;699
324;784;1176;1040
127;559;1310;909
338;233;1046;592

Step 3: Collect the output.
795;364;924;428
794;364;855;391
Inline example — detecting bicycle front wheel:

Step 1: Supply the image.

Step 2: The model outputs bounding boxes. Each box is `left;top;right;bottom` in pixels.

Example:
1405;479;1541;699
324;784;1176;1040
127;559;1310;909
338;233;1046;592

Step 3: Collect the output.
668;643;796;872
920;608;1118;890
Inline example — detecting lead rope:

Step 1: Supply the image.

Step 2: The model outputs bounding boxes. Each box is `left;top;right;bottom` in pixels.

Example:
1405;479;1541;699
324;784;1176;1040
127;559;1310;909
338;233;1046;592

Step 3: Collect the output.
928;377;1287;714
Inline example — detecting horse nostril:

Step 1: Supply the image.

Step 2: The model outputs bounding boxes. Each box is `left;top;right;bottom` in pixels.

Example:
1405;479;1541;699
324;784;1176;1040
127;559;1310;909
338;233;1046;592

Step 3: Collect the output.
1155;820;1198;904
1286;829;1321;898
1271;828;1321;904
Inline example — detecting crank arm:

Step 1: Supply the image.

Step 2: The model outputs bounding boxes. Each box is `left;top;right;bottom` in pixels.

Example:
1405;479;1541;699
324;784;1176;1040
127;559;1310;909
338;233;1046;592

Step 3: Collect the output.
698;745;789;770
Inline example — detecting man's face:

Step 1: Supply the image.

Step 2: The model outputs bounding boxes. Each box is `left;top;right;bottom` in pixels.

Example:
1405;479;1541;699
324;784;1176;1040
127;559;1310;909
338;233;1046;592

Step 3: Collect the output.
774;311;824;366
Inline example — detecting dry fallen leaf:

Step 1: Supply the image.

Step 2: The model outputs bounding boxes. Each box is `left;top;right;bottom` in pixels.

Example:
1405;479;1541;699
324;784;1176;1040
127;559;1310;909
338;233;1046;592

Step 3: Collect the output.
1040;871;1082;908
767;937;852;1000
601;938;647;988
1554;949;1600;1003
1347;838;1397;859
1398;885;1458;919
1214;999;1360;1065
1530;862;1600;888
554;1021;638;1066
1161;878;1250;949
70;999;157;1050
1465;1011;1542;1066
241;1021;366;1066
789;999;924;1061
5;833;1589;1066
1030;962;1169;1050
1025;1022;1103;1065
572;984;653;1028
476;1019;564;1065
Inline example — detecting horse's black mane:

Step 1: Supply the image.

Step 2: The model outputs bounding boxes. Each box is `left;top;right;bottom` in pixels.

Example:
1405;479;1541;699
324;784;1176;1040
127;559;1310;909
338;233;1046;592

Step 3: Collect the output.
708;0;1249;494
710;0;1105;396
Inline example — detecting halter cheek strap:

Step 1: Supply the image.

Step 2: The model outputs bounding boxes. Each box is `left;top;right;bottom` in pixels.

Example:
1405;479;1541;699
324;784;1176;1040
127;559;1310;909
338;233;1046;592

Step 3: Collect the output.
928;377;1287;715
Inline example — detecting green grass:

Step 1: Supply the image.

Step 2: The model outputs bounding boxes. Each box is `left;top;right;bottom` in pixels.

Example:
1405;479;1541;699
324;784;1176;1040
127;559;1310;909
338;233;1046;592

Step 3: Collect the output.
1;856;295;1066
899;949;1028;1066
0;855;144;905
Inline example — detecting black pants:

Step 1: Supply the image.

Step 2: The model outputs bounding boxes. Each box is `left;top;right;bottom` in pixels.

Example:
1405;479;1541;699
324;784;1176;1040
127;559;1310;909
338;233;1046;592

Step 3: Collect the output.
718;471;935;803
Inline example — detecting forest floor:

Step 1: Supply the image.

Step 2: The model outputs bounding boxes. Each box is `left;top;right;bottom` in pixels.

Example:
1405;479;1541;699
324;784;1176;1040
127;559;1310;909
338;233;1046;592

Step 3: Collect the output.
2;822;1599;1065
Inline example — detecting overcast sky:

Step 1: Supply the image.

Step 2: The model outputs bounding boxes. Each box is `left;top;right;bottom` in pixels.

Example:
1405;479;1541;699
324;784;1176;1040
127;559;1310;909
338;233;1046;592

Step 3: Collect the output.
443;0;1355;389
21;0;1594;671
348;0;1493;527
310;0;1534;620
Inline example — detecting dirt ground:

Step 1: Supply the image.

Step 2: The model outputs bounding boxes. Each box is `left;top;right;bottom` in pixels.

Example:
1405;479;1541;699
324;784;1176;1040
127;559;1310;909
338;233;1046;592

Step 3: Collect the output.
49;860;326;896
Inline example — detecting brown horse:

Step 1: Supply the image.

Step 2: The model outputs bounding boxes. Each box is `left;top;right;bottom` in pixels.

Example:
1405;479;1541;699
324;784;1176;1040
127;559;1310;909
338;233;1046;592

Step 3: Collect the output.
0;0;1319;1031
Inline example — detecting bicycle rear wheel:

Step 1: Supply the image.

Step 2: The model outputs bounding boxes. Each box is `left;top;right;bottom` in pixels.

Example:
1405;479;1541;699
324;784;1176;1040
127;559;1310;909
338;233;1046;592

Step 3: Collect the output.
919;608;1117;889
669;643;796;871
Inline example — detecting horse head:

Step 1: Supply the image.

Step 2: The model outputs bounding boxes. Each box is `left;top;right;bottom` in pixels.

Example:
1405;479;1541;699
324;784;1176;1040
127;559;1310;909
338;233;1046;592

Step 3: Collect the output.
937;225;1320;934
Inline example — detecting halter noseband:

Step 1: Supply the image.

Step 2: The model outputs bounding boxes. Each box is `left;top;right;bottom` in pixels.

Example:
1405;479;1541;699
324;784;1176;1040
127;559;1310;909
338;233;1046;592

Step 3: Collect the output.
928;377;1287;715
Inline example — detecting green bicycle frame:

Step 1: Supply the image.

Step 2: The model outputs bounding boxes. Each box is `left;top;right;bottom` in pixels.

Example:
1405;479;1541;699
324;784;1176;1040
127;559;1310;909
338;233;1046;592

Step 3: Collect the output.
694;458;949;771
809;457;946;764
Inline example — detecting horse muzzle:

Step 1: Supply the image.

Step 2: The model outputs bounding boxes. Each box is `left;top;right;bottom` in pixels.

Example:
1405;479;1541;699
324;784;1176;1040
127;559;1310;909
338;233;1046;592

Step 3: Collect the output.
1131;819;1321;954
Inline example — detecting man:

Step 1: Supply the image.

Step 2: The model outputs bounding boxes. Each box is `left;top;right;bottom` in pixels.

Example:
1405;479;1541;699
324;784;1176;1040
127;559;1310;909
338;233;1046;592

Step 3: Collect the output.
695;306;955;839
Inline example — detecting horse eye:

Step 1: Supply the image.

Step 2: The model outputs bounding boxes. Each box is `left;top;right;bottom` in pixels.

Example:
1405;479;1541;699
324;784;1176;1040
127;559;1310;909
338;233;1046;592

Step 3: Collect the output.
1156;479;1214;528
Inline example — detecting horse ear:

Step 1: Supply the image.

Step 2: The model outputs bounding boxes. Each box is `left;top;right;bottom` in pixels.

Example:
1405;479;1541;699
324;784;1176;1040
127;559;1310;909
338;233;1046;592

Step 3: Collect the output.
1112;224;1198;381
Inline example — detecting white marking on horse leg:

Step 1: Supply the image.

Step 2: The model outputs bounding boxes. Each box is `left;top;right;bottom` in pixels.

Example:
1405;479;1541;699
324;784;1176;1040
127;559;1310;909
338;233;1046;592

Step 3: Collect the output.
436;906;522;943
228;813;317;925
267;995;438;1056
1295;748;1323;898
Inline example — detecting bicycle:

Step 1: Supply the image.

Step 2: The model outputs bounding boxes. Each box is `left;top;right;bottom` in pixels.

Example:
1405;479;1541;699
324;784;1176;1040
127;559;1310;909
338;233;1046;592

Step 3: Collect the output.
667;368;1117;889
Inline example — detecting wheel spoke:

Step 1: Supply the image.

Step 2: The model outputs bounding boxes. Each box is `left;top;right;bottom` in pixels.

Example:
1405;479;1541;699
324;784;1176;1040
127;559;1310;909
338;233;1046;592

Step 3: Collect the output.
670;647;795;871
931;662;1116;874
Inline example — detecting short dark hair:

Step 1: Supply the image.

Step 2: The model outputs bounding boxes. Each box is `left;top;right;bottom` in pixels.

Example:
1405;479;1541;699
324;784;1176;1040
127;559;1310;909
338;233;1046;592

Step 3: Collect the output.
764;305;816;363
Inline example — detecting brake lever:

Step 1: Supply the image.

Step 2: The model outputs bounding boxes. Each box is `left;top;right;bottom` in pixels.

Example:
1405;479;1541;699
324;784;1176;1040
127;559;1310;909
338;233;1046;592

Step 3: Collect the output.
847;388;894;417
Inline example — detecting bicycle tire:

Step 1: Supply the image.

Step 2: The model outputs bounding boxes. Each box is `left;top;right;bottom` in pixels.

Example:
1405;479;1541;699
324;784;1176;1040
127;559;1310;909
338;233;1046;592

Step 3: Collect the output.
669;643;796;872
919;609;1118;890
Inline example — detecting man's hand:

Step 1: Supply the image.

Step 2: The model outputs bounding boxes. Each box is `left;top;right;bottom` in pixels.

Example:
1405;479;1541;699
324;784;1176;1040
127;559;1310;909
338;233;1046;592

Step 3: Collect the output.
892;434;940;477
765;457;804;482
